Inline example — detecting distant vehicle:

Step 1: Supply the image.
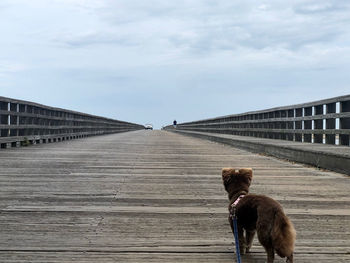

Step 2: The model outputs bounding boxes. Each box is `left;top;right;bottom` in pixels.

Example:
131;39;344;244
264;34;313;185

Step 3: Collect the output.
145;124;153;130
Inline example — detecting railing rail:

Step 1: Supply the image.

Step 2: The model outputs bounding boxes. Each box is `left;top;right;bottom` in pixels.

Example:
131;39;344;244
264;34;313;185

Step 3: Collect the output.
165;95;350;146
0;96;144;148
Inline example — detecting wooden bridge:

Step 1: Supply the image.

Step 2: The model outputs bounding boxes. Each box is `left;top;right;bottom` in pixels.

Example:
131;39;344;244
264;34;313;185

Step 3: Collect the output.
0;130;349;262
1;95;350;262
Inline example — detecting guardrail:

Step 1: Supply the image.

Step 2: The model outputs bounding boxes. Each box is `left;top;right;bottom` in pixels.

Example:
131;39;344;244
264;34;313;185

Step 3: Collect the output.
165;95;350;146
0;96;144;148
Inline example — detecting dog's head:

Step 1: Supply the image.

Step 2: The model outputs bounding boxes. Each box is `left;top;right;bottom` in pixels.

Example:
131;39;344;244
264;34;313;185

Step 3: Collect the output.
222;168;253;197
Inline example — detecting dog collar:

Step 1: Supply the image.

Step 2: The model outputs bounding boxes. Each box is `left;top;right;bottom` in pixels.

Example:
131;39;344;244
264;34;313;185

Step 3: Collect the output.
231;194;245;208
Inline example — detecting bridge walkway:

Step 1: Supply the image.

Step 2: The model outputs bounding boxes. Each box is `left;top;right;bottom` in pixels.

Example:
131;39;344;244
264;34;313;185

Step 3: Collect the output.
0;130;349;262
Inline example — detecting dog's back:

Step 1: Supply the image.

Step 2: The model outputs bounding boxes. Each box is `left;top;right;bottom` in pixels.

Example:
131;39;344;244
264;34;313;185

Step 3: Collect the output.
234;194;296;260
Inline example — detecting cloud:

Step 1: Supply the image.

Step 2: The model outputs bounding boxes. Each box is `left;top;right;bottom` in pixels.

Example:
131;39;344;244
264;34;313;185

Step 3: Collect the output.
55;31;141;48
293;1;349;14
53;0;106;10
0;61;26;75
51;0;349;55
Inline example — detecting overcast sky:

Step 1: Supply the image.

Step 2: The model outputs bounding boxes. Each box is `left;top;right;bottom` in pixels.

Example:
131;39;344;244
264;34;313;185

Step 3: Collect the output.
1;0;350;128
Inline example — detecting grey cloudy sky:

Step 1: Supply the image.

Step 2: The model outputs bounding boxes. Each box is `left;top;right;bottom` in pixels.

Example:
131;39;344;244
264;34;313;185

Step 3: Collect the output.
1;0;350;128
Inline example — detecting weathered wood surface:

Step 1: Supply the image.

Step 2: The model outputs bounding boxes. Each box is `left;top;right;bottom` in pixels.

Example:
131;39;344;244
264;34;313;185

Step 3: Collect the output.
0;130;349;262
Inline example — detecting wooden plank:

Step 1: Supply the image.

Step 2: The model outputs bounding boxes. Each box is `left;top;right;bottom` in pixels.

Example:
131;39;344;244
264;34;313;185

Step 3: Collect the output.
0;130;349;262
0;252;349;263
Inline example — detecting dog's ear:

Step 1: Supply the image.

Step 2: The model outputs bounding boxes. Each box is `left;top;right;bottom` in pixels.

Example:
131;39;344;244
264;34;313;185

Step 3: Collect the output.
239;168;253;183
222;168;235;186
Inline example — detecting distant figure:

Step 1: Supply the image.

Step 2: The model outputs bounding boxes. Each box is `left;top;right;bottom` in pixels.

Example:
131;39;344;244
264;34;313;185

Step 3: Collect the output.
173;120;177;128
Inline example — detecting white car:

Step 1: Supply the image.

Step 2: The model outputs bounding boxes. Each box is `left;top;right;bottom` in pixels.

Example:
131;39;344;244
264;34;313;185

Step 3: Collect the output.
145;124;153;130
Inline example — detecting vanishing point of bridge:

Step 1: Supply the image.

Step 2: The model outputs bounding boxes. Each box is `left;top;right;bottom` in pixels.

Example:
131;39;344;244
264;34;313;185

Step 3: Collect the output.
0;95;349;262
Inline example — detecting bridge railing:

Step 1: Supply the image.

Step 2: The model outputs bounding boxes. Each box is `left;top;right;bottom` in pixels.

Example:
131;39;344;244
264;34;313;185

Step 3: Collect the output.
0;96;144;148
165;95;350;146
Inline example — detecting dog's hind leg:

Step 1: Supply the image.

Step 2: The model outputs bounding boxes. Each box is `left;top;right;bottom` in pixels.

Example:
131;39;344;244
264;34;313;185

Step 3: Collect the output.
245;230;255;253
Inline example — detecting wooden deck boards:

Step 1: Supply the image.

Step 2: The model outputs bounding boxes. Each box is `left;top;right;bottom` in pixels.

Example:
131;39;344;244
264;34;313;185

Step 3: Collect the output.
0;130;349;262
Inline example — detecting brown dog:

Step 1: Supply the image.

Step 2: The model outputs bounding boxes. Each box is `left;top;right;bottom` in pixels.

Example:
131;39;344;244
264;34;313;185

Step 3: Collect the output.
222;168;296;263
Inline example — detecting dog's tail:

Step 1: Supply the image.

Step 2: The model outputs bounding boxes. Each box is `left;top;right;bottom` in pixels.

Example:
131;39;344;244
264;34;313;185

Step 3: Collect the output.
272;210;296;258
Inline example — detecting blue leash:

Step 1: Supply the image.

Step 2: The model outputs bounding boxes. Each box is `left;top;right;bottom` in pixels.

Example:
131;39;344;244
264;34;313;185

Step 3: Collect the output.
233;212;242;263
231;194;245;263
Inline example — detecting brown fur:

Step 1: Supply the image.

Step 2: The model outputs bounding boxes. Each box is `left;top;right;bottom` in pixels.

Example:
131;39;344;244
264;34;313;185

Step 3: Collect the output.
222;168;296;263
